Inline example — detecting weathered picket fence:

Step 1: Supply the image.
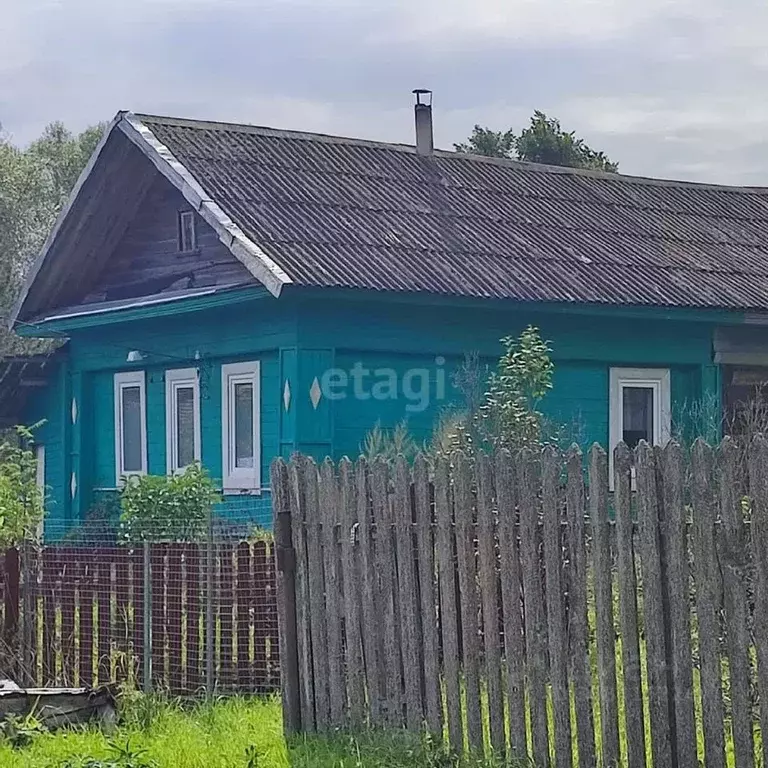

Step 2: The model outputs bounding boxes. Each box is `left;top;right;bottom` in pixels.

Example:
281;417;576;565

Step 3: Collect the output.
3;541;279;695
272;438;768;768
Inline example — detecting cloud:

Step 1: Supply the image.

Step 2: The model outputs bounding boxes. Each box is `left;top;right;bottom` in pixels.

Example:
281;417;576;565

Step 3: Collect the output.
1;0;768;183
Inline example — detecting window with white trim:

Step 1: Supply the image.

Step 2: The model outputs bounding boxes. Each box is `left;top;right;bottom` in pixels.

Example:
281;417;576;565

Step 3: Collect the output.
609;368;671;480
114;371;147;481
166;368;201;474
221;361;261;493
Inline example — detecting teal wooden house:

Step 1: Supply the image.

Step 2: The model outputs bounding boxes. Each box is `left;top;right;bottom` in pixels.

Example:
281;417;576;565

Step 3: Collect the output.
9;95;768;538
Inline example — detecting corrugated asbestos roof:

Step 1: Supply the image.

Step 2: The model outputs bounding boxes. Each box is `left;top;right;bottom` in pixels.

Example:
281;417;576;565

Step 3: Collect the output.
137;113;768;311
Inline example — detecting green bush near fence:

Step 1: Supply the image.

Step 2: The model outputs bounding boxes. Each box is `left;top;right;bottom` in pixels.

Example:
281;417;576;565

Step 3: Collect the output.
118;464;219;543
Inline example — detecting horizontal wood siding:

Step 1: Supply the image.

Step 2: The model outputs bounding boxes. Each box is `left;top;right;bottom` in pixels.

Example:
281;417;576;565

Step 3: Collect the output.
80;174;254;307
300;300;717;462
298;298;715;363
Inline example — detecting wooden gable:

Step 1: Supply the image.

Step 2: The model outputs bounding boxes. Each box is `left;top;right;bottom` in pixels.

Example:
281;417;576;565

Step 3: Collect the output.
79;173;254;307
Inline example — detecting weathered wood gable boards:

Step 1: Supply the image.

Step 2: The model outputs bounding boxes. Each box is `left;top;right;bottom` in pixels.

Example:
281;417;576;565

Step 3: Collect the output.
80;174;254;307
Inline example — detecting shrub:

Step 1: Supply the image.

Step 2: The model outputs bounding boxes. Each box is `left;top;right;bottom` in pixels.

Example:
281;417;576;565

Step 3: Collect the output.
0;424;45;547
119;464;219;544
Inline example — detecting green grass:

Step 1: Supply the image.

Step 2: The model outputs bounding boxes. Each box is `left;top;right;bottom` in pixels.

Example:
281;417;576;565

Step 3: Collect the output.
0;695;512;768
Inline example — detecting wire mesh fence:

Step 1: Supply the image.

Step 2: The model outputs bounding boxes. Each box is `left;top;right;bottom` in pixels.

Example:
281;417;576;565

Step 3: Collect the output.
2;497;279;696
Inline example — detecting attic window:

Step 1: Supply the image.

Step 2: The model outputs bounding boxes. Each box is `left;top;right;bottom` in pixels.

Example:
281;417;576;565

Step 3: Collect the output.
178;211;197;252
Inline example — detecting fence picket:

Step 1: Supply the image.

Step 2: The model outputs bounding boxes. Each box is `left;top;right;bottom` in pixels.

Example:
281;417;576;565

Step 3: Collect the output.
289;456;316;731
371;457;402;727
660;441;697;768
236;543;251;692
42;550;57;685
690;439;725;768
320;459;345;727
356;458;383;728
588;445;619;768
166;545;184;692
496;449;528;760
413;454;442;739
305;457;330;729
435;455;462;753
131;548;144;691
718;438;755;768
519;448;549;768
613;443;645;768
339;458;364;728
748;435;768;768
476;452;505;758
454;450;483;754
565;446;596;768
60;553;76;687
394;456;423;731
635;442;673;768
542;446;571;768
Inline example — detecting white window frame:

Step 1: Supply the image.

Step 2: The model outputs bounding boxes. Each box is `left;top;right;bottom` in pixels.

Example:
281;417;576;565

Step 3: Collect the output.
114;370;147;482
165;367;201;474
221;361;261;494
609;367;671;487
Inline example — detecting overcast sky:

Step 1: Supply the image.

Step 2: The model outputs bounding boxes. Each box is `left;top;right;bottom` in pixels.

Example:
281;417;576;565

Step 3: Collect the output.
2;0;767;184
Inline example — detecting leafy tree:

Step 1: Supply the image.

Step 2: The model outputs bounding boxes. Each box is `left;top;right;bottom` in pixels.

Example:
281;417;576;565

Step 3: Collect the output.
455;110;618;172
0;121;105;355
477;325;554;451
454;126;515;160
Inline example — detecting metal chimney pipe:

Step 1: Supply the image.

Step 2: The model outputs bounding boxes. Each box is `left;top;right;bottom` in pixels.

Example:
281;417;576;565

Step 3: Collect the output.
413;89;433;156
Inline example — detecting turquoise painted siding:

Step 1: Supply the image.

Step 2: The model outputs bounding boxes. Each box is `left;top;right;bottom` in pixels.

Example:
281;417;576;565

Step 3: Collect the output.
34;295;296;536
23;360;68;536
22;288;731;539
297;298;721;463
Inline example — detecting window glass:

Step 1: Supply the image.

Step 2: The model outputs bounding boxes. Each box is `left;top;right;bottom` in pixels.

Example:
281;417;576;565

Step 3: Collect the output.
179;211;196;251
175;385;196;468
122;385;143;472
234;382;254;469
622;386;653;448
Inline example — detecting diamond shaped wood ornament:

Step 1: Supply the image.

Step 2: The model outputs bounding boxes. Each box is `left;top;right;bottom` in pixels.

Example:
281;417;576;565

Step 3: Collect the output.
71;398;78;424
283;379;291;412
309;377;322;410
70;472;77;500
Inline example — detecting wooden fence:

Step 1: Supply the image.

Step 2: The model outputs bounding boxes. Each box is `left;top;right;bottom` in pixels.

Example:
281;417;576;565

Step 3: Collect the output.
272;438;768;768
2;541;279;695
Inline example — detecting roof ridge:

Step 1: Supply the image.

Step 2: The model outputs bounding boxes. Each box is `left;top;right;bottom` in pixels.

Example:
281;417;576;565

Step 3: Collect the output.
131;111;768;194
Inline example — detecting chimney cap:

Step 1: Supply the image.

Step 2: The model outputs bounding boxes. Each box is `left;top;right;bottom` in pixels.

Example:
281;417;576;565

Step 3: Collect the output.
412;88;432;106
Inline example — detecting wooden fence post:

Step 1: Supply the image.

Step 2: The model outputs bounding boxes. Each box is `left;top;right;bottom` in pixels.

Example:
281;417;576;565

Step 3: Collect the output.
636;441;673;768
718;438;755;768
565;446;596;768
614;443;646;768
272;457;301;735
3;548;20;671
660;441;696;768
589;444;619;768
749;435;768;768
690;439;726;768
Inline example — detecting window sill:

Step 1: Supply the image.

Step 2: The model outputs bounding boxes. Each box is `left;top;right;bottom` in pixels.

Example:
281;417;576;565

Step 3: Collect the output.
221;487;263;497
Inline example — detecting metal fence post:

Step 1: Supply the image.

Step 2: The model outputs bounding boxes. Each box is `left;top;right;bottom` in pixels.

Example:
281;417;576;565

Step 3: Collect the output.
143;540;152;692
205;503;214;696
